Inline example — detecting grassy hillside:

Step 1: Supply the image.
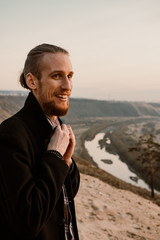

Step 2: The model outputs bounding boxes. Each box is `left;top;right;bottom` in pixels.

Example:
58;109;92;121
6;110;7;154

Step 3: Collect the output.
0;95;26;122
1;95;160;123
65;98;160;121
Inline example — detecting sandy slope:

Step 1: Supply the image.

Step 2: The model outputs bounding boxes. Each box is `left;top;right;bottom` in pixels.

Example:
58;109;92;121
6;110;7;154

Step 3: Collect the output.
75;174;160;240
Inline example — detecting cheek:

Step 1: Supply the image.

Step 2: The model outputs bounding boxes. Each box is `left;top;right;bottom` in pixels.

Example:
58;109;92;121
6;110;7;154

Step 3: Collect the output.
45;82;57;97
38;87;53;101
46;88;55;99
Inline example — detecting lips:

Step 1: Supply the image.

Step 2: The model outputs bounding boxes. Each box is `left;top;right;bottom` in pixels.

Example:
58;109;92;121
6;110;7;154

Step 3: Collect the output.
55;92;71;100
56;94;68;100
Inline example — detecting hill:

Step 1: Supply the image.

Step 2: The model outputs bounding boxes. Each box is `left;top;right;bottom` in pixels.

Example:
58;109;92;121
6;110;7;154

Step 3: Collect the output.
66;98;160;120
1;94;160;123
76;173;160;240
0;95;26;122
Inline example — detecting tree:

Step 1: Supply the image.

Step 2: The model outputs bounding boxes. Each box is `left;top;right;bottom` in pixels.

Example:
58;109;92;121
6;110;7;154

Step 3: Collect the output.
129;134;160;198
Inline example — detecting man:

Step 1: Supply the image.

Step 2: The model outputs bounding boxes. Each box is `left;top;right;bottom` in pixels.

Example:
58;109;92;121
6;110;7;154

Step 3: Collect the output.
0;44;80;240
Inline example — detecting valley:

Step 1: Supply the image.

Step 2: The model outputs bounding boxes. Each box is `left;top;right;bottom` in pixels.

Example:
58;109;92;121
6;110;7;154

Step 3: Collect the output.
1;93;160;206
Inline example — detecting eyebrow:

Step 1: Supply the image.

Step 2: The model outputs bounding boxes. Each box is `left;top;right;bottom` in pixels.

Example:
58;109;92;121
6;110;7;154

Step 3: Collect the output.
48;70;74;77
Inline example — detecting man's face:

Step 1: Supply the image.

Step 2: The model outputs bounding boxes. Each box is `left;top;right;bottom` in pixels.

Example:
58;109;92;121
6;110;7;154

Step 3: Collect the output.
33;52;73;120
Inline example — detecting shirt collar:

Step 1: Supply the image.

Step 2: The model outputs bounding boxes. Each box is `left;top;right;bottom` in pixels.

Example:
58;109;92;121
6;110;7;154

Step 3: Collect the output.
45;114;60;130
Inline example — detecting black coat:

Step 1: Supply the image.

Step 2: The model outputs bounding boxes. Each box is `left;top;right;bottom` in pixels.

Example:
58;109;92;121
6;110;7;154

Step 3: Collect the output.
0;92;80;240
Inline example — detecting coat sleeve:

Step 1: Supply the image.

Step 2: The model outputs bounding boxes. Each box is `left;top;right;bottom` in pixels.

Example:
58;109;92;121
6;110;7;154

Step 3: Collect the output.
69;159;80;198
0;120;70;238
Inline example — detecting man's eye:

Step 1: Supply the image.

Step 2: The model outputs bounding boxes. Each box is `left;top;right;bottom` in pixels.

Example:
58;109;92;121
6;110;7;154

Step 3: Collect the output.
68;74;73;79
52;74;60;79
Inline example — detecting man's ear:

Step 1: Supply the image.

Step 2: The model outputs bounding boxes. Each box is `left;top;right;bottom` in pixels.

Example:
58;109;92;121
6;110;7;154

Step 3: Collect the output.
25;73;37;90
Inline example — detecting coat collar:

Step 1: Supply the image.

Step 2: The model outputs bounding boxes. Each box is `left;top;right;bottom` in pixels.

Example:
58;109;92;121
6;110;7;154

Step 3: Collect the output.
20;92;63;140
22;92;53;139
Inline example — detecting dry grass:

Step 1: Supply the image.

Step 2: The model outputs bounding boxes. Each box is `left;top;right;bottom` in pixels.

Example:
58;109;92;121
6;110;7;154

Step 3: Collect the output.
73;154;160;207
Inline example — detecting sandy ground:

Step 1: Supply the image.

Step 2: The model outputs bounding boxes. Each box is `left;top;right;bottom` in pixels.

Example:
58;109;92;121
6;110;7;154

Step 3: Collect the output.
75;174;160;240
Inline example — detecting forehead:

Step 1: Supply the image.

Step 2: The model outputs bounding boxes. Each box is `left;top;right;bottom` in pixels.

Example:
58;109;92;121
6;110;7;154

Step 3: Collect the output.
41;52;73;73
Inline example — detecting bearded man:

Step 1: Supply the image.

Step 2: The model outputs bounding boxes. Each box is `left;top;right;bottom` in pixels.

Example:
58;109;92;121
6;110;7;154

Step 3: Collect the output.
0;44;80;240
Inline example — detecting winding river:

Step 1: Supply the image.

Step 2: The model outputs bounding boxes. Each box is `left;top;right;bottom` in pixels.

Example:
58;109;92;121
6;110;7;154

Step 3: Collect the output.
85;132;151;191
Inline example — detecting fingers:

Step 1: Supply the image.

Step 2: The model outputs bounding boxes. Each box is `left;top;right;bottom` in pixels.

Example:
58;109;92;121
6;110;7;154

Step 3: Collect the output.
47;124;75;165
54;124;69;139
67;125;75;146
66;125;73;137
54;124;74;142
61;124;75;142
63;125;76;164
47;124;70;155
61;124;69;136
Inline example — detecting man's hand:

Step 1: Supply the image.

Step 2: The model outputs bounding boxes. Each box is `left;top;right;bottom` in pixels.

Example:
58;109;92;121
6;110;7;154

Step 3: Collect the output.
47;124;70;156
47;124;75;167
63;125;76;167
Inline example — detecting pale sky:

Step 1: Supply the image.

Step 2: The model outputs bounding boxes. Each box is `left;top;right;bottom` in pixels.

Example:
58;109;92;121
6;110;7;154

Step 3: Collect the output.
0;0;160;102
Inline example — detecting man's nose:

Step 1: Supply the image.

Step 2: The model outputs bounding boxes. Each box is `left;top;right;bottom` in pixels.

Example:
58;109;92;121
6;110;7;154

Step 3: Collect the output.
61;76;72;90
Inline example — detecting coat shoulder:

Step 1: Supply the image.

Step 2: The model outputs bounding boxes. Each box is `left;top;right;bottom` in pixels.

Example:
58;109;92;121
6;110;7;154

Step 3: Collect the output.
0;114;26;135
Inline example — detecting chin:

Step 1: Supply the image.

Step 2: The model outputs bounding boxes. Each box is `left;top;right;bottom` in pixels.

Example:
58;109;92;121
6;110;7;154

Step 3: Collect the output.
42;101;69;117
51;105;69;117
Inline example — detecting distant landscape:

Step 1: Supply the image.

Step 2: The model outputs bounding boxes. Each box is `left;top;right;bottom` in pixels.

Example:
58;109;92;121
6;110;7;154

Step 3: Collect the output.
1;91;160;206
1;90;160;120
67;98;160;119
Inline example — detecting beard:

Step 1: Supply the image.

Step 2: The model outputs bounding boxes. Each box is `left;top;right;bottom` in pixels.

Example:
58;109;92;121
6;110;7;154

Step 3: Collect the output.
42;99;69;117
36;82;70;117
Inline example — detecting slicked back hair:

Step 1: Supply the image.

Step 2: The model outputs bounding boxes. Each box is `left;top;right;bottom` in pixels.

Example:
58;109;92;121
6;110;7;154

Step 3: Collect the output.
19;43;69;89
